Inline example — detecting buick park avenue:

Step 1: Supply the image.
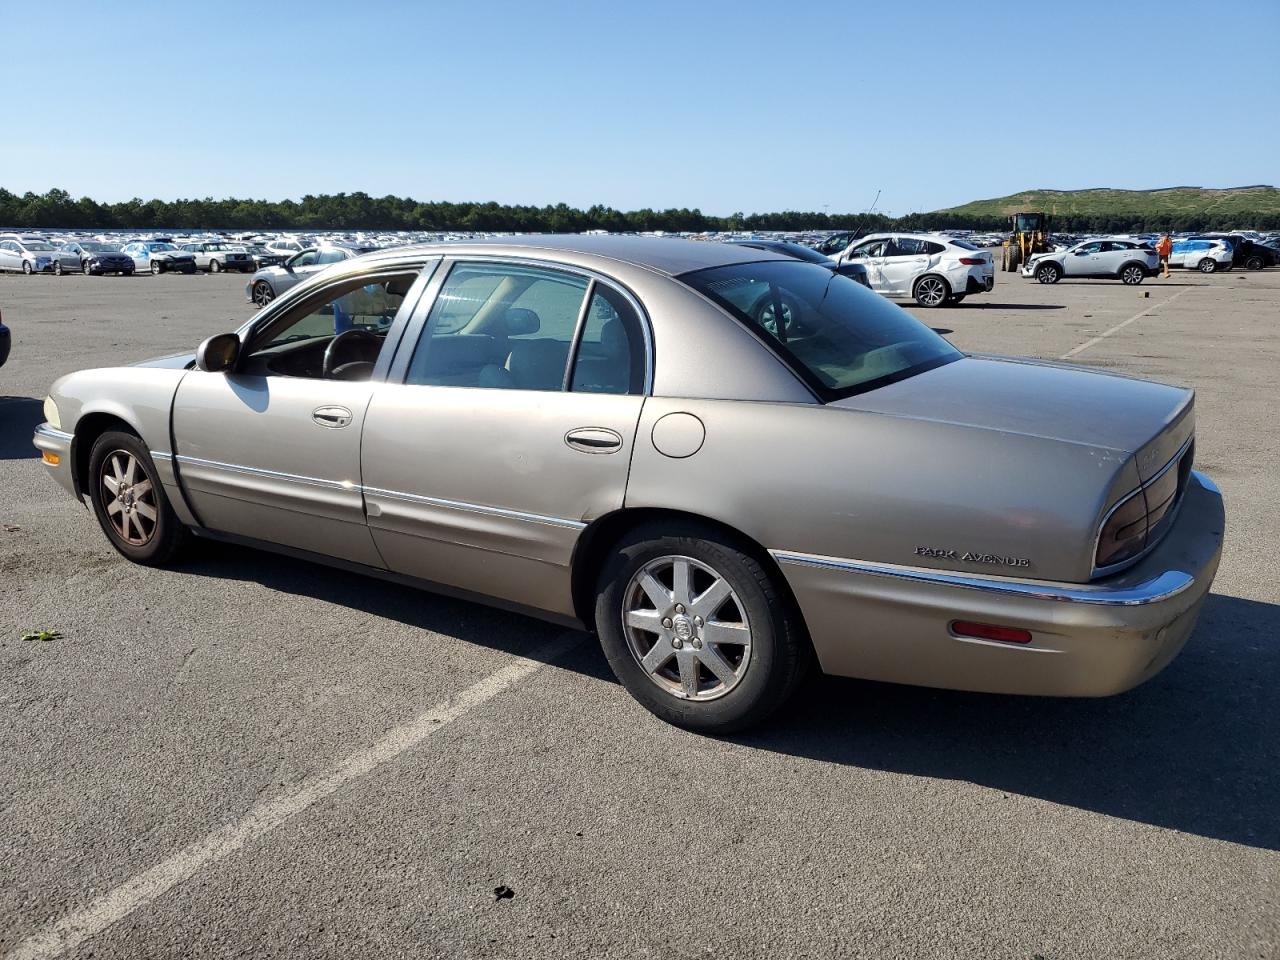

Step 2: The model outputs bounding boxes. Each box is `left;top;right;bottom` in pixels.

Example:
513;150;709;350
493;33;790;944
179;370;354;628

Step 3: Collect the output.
34;236;1224;732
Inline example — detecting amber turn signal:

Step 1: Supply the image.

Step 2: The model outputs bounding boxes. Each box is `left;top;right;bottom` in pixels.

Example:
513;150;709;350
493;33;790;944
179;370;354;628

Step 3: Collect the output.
41;451;60;466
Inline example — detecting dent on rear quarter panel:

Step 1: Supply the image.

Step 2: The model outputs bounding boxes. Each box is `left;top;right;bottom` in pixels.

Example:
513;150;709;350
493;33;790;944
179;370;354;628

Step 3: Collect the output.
624;396;1134;585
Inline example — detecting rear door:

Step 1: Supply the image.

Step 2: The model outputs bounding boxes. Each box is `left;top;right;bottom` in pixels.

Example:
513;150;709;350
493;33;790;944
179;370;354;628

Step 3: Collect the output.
360;258;649;618
878;237;930;295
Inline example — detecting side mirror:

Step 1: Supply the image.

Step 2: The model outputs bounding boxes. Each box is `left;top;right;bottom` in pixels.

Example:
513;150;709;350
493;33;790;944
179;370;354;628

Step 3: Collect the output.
195;333;241;373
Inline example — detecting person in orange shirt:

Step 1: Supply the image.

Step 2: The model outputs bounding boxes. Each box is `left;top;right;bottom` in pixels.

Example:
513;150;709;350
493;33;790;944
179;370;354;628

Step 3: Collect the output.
1156;232;1173;278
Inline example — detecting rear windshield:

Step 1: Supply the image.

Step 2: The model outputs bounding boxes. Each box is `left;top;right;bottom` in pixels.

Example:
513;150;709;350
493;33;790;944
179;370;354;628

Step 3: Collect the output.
949;238;980;250
681;260;961;400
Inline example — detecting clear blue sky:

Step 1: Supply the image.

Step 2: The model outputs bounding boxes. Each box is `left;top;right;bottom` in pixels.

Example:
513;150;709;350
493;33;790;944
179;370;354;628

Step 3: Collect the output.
4;0;1276;215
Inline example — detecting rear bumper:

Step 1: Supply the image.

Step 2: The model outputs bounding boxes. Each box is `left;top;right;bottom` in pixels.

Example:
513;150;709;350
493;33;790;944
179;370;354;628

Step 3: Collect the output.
771;471;1225;697
965;273;995;294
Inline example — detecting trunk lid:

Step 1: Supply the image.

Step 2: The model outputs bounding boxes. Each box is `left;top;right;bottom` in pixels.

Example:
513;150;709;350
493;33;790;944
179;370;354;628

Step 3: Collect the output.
833;354;1193;481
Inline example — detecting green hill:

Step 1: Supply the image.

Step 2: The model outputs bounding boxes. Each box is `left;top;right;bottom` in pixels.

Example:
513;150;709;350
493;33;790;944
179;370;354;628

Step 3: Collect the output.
934;185;1280;222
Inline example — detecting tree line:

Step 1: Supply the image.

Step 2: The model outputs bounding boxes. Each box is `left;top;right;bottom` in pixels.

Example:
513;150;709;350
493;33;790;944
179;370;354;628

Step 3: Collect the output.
2;188;1277;233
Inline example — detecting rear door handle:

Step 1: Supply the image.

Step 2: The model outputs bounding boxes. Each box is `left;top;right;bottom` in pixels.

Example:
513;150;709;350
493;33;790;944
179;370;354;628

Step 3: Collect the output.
565;427;623;454
313;405;353;428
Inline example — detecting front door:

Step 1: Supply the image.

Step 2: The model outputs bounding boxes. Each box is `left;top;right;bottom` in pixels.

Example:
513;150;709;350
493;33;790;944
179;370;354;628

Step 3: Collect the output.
844;239;889;291
878;237;931;295
1064;241;1103;276
0;241;18;272
360;259;648;618
171;263;428;565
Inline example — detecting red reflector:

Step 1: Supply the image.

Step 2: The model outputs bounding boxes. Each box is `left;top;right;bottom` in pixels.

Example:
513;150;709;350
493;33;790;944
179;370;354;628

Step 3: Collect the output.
951;621;1033;644
958;257;985;265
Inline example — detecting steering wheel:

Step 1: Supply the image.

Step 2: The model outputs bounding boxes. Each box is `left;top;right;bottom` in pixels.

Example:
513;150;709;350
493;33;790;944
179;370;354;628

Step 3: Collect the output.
322;328;381;379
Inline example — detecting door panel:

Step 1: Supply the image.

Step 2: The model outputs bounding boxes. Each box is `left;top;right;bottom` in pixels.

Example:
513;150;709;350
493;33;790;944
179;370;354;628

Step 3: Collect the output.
361;385;644;616
172;372;382;566
880;255;928;294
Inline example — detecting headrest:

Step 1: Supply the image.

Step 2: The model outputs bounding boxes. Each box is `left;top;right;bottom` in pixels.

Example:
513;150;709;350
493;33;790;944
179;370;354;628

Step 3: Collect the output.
503;307;540;336
600;318;628;355
385;277;413;298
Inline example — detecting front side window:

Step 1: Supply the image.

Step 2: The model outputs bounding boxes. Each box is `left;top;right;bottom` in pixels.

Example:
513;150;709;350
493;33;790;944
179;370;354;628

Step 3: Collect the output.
290;251;319;268
405;262;589;391
849;239;887;259
238;272;416;380
681;260;961;400
317;248;348;265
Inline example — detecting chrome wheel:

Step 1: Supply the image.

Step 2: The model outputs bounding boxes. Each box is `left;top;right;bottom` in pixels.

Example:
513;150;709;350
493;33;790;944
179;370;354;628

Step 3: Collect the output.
1121;265;1144;285
22;260;32;275
54;260;63;276
210;259;221;273
622;555;752;702
756;297;795;335
151;259;163;275
1198;258;1217;273
252;281;275;307
915;276;947;306
100;450;158;546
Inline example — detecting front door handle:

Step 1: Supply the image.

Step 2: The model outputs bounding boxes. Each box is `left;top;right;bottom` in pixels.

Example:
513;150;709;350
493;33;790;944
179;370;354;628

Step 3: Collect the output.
313;405;353;428
565;427;622;454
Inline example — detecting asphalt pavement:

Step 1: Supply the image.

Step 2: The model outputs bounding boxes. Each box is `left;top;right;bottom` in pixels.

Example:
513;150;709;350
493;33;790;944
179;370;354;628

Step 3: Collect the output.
1;265;1277;959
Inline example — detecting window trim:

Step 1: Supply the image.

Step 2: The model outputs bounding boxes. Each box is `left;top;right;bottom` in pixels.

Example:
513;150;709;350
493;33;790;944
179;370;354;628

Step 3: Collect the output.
388;255;654;396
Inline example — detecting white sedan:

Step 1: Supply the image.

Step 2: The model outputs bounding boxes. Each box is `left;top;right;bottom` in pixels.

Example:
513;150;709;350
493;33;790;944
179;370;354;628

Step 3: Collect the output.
831;234;994;307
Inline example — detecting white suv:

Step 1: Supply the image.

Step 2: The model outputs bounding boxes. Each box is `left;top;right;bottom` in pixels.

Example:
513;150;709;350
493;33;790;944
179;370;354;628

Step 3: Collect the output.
832;234;995;306
1168;238;1234;273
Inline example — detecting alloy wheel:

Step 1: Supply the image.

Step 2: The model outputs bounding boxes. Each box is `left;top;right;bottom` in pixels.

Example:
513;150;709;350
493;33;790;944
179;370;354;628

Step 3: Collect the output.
253;281;275;307
100;450;158;546
151;260;163;275
622;555;752;702
1121;266;1144;285
54;261;63;276
916;276;947;306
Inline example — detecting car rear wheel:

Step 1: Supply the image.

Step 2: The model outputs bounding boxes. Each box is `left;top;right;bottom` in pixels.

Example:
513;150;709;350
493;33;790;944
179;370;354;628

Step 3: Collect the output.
1198;258;1217;273
1035;262;1061;284
22;260;32;275
252;280;275;307
1120;264;1145;285
913;275;950;307
1245;255;1264;270
594;524;809;733
209;259;222;273
88;430;189;566
151;260;164;275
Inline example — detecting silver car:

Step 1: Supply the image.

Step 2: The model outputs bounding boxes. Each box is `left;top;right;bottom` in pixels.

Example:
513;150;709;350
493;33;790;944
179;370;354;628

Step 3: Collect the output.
245;245;373;307
0;234;83;275
180;241;255;274
120;241;198;275
34;237;1225;733
1023;239;1161;285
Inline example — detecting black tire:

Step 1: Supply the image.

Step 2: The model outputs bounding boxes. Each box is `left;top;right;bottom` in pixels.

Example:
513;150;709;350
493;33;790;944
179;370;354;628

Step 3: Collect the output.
54;261;64;276
22;260;33;275
252;280;276;307
594;523;809;733
209;259;222;273
151;259;164;275
1035;262;1061;284
1198;258;1217;274
1119;263;1146;285
913;274;950;307
1245;256;1264;271
87;430;189;566
183;265;196;274
947;294;966;305
122;269;134;277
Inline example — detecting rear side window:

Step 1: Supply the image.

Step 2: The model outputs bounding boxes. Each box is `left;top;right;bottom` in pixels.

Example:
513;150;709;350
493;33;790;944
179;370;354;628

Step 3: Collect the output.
405;262;588;391
949;238;980;251
923;241;947;255
570;285;644;395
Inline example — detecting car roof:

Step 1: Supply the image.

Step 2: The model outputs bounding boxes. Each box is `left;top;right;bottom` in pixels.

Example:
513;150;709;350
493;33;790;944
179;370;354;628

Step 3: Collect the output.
379;235;792;277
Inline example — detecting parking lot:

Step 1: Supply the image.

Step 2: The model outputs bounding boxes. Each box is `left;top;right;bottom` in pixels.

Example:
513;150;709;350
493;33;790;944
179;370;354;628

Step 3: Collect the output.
2;268;1278;958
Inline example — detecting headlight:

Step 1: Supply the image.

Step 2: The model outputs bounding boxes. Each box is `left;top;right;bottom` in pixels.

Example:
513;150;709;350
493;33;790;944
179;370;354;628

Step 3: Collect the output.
43;396;61;429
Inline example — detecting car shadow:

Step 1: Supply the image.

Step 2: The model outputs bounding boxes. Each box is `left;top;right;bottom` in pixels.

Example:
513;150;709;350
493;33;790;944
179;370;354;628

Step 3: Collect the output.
737;592;1280;852
929;328;953;336
176;543;1275;850
0;396;43;460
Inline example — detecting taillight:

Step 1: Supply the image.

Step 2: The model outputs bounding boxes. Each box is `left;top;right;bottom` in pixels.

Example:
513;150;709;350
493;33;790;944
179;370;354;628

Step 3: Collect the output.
951;621;1033;644
1095;490;1148;568
958;257;985;265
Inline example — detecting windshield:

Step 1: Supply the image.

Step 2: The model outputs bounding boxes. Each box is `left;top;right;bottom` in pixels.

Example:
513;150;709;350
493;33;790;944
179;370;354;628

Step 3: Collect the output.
682;260;961;399
82;242;119;252
23;241;56;251
150;243;177;251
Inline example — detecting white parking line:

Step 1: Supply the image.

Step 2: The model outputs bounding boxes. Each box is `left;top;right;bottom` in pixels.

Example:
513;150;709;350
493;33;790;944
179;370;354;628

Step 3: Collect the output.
1058;287;1190;360
7;632;585;960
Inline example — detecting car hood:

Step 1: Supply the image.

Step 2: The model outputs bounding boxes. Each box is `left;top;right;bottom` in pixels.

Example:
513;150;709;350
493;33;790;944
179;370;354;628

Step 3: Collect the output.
134;351;196;369
831;354;1193;480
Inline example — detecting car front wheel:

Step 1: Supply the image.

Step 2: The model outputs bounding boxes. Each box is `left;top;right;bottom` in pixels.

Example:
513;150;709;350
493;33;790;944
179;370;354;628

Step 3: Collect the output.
22;260;33;275
209;259;221;273
1198;258;1218;273
54;261;64;276
151;260;164;275
88;430;189;565
913;275;950;307
595;524;809;733
1035;263;1061;284
1120;264;1145;285
252;280;275;307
